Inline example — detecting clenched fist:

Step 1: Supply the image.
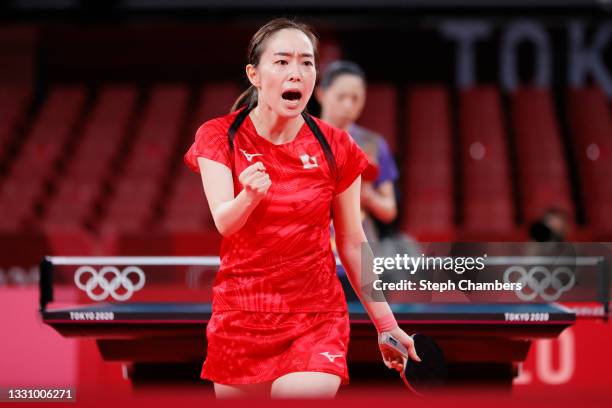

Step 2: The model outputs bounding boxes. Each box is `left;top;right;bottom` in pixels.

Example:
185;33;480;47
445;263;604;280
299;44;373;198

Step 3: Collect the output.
238;161;271;200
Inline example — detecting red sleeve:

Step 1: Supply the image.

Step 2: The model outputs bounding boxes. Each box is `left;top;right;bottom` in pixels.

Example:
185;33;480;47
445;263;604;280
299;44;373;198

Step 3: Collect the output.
183;119;232;173
333;128;371;195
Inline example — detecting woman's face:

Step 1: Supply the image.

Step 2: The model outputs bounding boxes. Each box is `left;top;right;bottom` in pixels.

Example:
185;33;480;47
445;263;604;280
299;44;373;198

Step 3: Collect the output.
248;28;316;118
318;74;366;129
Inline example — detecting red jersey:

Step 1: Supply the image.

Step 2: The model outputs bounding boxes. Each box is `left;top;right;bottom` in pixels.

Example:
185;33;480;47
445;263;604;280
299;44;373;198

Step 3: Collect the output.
184;110;370;313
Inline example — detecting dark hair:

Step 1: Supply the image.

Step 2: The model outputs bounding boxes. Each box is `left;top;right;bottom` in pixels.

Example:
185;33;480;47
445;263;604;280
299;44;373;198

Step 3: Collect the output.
231;18;319;112
319;60;366;90
529;207;569;242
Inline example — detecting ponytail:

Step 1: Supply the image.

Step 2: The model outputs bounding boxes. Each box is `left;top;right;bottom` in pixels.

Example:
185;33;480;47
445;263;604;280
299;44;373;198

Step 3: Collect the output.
231;85;258;112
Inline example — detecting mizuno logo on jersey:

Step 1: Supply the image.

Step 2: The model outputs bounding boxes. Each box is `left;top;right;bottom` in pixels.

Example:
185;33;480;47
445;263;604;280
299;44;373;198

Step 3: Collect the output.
319;351;343;363
300;154;318;169
240;149;263;162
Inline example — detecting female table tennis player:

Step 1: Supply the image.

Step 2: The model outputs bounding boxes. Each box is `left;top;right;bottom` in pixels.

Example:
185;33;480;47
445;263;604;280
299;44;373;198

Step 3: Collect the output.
184;18;419;398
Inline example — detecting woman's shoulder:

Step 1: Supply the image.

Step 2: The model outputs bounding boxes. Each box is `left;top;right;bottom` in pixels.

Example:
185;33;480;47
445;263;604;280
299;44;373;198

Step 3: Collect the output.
349;123;386;145
185;111;241;173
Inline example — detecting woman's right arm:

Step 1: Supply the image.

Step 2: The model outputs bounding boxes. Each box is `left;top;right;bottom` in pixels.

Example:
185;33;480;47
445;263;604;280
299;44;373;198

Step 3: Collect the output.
197;157;271;237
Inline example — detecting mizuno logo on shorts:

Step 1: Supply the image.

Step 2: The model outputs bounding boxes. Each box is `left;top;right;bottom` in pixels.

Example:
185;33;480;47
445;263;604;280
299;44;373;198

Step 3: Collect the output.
319;351;343;363
240;149;263;162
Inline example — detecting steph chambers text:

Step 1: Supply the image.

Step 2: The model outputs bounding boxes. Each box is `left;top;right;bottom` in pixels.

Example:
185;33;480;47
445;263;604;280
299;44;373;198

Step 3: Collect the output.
372;279;523;292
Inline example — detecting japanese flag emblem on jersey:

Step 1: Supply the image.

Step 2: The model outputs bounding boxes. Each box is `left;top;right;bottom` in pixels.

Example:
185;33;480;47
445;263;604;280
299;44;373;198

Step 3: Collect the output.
300;154;318;169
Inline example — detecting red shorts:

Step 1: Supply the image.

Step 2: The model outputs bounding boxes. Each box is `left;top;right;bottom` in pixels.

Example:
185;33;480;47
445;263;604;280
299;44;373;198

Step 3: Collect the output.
201;310;350;385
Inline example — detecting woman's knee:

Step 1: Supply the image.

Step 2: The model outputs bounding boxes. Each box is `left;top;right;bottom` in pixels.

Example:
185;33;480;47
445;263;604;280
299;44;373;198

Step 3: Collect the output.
271;372;341;399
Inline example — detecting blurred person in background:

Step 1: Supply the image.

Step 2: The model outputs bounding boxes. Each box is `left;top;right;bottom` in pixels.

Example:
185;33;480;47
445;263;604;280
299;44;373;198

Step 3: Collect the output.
317;61;421;298
317;60;399;244
529;207;570;242
526;207;574;271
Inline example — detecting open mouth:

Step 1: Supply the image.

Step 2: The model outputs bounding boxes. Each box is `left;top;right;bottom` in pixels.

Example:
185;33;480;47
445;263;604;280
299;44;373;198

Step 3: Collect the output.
282;90;302;102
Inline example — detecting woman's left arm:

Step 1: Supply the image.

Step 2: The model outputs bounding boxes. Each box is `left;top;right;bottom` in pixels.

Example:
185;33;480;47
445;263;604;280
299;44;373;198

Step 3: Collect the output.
361;180;397;223
333;176;420;371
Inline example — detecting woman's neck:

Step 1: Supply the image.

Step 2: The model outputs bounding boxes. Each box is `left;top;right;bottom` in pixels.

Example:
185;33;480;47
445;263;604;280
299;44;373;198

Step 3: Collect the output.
250;104;304;145
320;110;350;132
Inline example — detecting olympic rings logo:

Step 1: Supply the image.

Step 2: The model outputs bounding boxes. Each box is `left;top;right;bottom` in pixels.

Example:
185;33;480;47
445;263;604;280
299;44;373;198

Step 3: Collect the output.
74;266;146;301
503;266;575;302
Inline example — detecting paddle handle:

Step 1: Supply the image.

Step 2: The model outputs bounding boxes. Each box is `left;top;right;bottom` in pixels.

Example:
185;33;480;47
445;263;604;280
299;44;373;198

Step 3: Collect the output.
378;332;409;359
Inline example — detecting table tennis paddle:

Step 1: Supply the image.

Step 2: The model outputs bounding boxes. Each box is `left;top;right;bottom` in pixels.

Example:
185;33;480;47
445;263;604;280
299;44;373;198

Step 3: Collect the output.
378;332;448;396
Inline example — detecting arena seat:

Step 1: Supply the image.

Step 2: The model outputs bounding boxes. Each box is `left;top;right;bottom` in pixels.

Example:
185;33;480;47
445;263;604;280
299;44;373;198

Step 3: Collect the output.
459;86;514;236
43;180;99;227
511;87;574;224
0;85;29;163
0;86;86;230
98;84;188;233
401;86;454;240
40;85;138;232
567;87;612;237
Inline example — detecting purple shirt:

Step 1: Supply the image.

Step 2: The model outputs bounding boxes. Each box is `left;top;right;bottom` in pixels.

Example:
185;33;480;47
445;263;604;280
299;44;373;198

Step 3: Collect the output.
348;123;399;188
